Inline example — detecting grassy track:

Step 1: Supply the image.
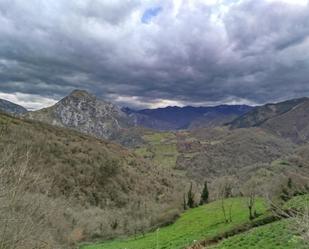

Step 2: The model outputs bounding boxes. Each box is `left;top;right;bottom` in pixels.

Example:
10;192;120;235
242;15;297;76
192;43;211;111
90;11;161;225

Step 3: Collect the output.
81;198;266;249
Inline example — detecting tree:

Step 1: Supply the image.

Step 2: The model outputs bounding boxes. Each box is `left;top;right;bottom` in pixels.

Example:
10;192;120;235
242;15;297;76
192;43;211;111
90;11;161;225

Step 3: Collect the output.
183;193;187;210
280;178;295;202
280;187;290;202
187;182;195;208
0;139;56;248
199;181;209;205
242;177;261;220
287;177;293;189
213;176;237;223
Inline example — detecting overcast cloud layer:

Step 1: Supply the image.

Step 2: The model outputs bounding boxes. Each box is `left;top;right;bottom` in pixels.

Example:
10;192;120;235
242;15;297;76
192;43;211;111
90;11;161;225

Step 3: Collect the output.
0;0;309;110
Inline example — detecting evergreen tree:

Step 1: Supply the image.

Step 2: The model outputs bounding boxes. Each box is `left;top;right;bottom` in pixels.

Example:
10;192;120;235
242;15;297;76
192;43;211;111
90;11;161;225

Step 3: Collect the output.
199;181;209;205
287;177;292;189
280;187;290;201
187;182;195;208
183;194;187;210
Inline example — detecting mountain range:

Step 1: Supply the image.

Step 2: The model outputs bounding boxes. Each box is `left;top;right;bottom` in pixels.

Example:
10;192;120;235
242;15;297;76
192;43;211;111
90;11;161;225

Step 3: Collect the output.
11;89;252;137
2;89;309;247
230;97;309;143
125;104;252;130
2;90;309;146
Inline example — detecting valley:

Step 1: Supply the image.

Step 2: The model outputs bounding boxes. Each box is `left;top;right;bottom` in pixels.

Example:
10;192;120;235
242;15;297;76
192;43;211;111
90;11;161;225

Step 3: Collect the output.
2;2;309;248
0;91;309;249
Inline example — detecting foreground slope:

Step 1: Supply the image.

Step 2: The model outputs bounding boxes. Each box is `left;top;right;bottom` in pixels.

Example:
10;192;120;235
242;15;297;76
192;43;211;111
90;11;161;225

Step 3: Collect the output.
210;194;309;249
209;219;306;249
0;112;184;247
82;198;266;249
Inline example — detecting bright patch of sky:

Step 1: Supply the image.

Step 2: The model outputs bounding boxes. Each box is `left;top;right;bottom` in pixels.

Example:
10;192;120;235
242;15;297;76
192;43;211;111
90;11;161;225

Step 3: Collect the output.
141;6;162;23
111;94;257;109
265;0;308;5
0;92;57;111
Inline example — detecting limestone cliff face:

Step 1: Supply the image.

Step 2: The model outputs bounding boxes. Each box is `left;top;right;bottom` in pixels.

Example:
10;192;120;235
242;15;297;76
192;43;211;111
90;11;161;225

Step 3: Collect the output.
25;90;133;140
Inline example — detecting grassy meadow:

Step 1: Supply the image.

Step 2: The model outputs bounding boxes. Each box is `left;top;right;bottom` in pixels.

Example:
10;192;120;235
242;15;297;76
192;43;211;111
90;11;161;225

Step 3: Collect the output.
210;195;309;249
82;198;267;249
210;219;306;249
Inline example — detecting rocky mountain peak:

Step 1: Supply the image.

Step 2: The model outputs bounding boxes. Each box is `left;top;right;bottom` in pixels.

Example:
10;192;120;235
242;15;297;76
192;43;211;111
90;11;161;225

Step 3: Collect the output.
24;89;133;140
56;89;112;113
68;89;96;100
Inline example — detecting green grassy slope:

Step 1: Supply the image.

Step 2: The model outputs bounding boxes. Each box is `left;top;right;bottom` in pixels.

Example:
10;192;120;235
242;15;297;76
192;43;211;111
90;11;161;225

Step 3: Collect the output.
210;219;306;249
209;194;309;249
82;198;267;249
284;194;309;210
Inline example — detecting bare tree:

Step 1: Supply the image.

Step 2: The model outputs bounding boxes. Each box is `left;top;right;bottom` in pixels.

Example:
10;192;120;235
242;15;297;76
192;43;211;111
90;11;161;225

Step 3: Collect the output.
0;137;57;249
213;176;237;223
241;177;261;220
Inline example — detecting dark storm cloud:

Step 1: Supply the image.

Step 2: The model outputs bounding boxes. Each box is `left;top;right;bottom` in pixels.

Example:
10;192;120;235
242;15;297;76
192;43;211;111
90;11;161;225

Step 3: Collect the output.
0;0;309;109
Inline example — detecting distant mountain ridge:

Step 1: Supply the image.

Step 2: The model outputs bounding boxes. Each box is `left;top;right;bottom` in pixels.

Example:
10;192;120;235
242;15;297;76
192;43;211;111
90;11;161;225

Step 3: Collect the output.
16;89;309;144
230;97;309;143
22;89;254;139
125;105;253;130
0;98;27;114
229;97;308;128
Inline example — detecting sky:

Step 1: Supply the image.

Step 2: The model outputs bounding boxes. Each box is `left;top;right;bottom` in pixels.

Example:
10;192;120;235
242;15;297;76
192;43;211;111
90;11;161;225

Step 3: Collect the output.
0;0;309;110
